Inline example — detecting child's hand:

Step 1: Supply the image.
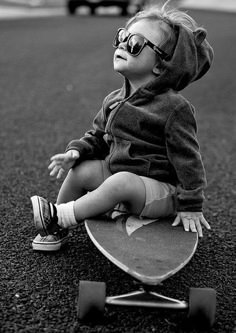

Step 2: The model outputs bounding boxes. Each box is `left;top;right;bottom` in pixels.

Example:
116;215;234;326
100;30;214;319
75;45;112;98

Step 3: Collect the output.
172;211;211;237
48;150;80;179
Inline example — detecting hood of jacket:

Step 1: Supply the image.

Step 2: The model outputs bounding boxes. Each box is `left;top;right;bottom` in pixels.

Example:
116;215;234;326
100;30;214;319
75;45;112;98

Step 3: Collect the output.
126;25;214;95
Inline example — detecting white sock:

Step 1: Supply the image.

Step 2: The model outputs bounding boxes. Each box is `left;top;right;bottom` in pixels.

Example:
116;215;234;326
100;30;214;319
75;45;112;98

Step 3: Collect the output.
56;201;78;229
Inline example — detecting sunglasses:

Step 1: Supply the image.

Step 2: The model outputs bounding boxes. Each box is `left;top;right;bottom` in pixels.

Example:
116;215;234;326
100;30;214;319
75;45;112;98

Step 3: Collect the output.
113;28;170;60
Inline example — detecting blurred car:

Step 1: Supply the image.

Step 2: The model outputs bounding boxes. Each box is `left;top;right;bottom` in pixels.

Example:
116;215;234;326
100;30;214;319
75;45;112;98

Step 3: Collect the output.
66;0;143;16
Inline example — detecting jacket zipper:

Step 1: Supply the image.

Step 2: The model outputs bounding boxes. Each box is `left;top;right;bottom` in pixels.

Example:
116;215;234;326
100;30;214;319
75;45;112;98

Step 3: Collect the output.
105;96;132;169
106;94;133;131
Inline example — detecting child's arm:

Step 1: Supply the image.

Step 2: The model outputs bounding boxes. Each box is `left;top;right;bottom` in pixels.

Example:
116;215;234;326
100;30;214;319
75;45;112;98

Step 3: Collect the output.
48;98;111;179
166;103;206;210
48;150;80;179
172;211;211;237
65;102;109;160
165;102;210;236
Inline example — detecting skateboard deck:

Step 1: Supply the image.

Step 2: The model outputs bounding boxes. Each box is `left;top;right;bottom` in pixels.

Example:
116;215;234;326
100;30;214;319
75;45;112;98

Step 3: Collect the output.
85;215;198;285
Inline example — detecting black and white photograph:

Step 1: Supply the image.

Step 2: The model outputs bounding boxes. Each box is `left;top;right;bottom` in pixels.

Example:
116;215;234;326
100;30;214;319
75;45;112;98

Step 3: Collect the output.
0;0;235;332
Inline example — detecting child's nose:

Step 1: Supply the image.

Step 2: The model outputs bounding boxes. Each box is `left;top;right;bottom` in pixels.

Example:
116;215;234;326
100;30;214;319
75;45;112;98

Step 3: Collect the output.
118;41;127;51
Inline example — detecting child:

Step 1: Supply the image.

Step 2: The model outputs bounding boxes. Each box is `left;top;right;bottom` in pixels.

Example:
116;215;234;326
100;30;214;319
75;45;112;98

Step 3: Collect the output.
31;3;213;251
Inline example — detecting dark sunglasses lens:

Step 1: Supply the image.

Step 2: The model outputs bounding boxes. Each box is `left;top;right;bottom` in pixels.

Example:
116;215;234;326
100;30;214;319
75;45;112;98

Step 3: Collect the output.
114;29;126;47
127;35;144;55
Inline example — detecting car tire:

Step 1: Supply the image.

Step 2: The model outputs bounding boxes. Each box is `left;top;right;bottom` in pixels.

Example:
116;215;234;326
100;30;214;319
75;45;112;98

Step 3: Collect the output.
120;5;128;16
90;5;96;15
67;1;77;15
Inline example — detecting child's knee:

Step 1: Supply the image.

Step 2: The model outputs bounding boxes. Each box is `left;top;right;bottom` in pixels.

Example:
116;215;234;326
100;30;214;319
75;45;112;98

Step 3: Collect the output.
72;161;95;181
103;172;146;212
107;171;141;195
71;160;105;189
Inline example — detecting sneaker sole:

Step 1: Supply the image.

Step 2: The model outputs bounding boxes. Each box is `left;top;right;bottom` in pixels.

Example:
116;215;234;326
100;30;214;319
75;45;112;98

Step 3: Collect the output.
32;236;68;251
31;195;49;236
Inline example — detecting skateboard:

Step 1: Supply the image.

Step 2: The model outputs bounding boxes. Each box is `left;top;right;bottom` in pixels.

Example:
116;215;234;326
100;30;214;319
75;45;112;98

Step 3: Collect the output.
77;215;216;328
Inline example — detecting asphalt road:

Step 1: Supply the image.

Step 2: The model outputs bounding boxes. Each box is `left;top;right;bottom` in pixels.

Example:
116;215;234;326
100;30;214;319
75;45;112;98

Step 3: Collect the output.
0;10;235;333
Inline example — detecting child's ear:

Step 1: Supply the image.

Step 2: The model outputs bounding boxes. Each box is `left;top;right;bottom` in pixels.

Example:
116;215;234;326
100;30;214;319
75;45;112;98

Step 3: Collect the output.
193;28;207;46
152;65;161;75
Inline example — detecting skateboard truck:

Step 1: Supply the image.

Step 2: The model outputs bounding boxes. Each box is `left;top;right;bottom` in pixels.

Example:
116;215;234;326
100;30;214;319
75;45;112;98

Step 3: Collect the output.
77;281;216;328
106;289;188;310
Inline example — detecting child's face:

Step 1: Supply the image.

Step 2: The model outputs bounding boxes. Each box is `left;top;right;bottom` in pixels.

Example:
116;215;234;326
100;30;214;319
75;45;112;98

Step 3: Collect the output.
113;19;163;83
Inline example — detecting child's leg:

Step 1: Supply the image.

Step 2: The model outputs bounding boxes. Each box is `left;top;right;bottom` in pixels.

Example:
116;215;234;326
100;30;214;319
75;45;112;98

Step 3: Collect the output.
56;160;109;204
31;171;146;235
72;171;146;222
31;160;109;247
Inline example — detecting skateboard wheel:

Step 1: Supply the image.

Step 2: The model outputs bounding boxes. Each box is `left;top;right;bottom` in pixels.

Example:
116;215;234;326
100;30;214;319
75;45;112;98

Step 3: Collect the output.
188;287;216;328
77;280;106;320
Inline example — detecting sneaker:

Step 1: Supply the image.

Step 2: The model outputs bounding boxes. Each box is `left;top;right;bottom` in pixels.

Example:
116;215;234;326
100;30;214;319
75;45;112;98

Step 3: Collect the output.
32;230;69;251
31;195;61;236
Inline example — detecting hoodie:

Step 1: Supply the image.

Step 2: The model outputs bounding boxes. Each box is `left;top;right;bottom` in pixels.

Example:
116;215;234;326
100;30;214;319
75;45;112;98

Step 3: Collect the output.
66;25;214;212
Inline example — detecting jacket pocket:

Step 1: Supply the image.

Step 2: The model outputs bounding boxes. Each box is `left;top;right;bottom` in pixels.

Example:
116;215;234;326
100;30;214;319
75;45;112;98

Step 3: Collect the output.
109;136;151;176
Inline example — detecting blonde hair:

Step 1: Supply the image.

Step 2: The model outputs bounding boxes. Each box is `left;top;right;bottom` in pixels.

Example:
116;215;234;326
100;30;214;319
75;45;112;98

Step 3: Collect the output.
126;0;200;57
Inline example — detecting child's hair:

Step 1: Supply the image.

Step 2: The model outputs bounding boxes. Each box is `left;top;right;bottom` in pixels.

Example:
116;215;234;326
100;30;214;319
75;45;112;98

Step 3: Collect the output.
126;0;200;57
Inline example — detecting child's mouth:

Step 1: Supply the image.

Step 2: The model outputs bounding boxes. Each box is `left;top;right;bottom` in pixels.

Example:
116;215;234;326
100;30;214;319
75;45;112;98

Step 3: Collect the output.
115;52;126;60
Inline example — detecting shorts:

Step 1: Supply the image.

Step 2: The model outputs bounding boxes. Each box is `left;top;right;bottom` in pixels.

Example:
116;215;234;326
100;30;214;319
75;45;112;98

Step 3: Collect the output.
139;176;176;218
100;160;176;219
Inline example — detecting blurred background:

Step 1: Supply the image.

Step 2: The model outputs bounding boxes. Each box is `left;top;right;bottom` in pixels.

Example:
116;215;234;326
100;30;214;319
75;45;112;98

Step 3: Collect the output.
1;0;236;18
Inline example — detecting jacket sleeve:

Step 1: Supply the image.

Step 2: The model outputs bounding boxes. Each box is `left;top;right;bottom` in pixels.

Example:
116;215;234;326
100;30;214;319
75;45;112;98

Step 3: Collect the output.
66;101;109;160
165;103;207;212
